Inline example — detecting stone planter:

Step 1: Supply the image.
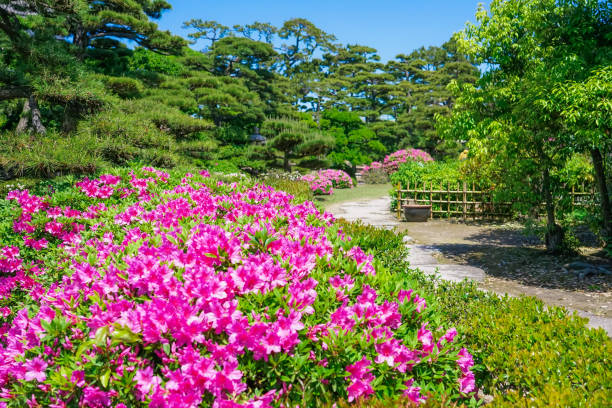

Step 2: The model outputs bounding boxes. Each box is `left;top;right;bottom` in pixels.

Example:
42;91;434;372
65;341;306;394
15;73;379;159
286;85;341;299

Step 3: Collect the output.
403;204;431;222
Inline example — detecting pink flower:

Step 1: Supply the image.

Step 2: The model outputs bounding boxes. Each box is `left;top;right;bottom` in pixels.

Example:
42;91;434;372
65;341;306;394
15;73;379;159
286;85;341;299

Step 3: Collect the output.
413;295;426;313
417;324;434;355
0;166;474;406
459;371;476;394
24;357;47;382
134;366;161;395
375;338;402;367
71;370;86;387
345;357;372;381
81;386;112;407
404;379;427;404
439;327;457;346
457;348;474;374
398;289;413;303
347;378;374;402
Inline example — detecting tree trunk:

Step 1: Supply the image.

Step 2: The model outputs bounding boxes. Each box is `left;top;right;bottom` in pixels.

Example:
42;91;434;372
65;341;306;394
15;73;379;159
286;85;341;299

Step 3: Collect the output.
72;25;88;59
283;151;290;171
16;96;31;133
62;104;78;133
29;95;45;134
543;167;563;253
16;95;46;134
591;148;611;240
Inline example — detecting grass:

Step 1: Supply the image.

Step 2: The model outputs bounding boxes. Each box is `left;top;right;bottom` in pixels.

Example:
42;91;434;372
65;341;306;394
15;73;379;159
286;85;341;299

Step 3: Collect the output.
316;183;392;209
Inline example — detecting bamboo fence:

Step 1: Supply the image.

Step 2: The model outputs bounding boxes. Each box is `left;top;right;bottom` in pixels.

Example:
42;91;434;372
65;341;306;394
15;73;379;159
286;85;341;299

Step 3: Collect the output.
395;181;596;220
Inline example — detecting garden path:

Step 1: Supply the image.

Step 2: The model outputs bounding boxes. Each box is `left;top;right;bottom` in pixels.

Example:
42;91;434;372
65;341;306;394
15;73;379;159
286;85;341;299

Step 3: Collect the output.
327;194;612;336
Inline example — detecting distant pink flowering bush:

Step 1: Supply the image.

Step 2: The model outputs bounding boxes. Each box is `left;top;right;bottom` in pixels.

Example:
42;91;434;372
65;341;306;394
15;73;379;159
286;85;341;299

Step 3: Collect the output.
0;168;474;407
362;149;434;179
301;169;353;195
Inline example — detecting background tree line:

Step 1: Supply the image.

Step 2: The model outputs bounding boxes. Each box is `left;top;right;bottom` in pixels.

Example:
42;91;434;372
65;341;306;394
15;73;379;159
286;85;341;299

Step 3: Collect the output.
0;0;478;178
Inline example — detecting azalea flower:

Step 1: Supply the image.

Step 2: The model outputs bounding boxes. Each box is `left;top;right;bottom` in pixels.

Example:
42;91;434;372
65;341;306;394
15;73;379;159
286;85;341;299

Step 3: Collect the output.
24;357;47;382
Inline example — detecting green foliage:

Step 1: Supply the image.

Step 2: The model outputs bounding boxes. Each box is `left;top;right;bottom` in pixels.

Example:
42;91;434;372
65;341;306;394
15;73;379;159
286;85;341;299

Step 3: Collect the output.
262;177;314;204
362;168;389;184
262;117;334;171
321;110;386;172
0;131;103;179
441;0;611;251
103;77;144;99
128;48;185;76
390;161;467;189
433;282;611;406
555;154;595;188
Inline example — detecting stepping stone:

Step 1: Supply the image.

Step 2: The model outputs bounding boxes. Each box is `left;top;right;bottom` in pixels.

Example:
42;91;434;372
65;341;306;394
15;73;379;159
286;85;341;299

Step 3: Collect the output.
416;264;486;283
405;244;439;265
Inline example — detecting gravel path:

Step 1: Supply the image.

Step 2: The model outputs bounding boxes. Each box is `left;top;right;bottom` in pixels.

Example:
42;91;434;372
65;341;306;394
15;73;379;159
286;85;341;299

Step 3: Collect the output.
327;194;612;335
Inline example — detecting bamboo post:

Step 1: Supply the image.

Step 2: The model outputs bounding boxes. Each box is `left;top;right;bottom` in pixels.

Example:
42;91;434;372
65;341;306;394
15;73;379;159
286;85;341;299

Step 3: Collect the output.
407;181;410;202
472;182;476;220
447;182;450;217
396;182;402;220
458;182;461;218
462;181;467;220
429;182;433;219
571;185;575;212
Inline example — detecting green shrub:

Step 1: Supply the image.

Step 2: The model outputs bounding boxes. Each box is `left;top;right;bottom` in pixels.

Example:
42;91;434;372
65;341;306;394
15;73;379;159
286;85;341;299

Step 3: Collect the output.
341;221;612;407
138;148;180;168
390;161;470;189
262;177;314;204
362;168;389;184
98;139;139;165
130;99;213;139
176;139;218;160
0;131;103;179
104;76;144;98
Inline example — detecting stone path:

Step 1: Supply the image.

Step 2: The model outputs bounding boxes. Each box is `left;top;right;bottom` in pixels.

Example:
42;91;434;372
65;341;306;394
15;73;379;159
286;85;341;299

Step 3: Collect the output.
327;195;612;335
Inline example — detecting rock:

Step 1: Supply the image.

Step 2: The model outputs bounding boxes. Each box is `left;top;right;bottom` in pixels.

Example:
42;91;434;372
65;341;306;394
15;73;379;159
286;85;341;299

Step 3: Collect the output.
477;389;494;404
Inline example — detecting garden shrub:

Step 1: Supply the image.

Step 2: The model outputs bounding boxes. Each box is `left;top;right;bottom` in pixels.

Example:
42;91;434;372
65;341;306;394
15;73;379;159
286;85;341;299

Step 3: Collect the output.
431;281;611;407
0;168;475;407
335;221;611;407
388;161;491;213
362;149;434;181
302;169;354;195
262;178;313;204
362;168;389;185
0;132;103;179
103;77;144;99
390;161;468;190
177;140;218;160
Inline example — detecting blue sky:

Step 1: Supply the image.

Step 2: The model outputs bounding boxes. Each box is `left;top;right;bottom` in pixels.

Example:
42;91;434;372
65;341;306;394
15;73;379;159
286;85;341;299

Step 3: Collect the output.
157;1;487;61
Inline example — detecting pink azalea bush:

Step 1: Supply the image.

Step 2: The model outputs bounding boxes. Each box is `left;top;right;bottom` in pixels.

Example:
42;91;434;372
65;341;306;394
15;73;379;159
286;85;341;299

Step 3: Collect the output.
0;167;475;407
362;149;434;180
301;169;353;195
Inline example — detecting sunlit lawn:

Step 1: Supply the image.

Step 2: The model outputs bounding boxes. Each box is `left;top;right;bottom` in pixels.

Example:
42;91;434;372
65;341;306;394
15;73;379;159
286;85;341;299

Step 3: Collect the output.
316;183;392;209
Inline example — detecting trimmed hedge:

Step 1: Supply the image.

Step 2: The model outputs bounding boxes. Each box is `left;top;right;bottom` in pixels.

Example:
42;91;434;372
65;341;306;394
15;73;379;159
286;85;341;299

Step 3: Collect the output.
335;221;612;407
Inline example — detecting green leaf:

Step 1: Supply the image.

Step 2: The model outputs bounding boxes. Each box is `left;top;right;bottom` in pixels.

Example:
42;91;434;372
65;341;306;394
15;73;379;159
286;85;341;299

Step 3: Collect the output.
100;368;111;388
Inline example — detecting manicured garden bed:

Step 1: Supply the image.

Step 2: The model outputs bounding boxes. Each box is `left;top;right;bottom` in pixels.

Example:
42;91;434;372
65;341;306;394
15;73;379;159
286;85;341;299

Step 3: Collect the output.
0;168;473;407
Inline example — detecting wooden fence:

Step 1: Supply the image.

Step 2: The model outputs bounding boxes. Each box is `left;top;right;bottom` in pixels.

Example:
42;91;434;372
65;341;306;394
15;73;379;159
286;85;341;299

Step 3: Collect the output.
395;182;596;220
